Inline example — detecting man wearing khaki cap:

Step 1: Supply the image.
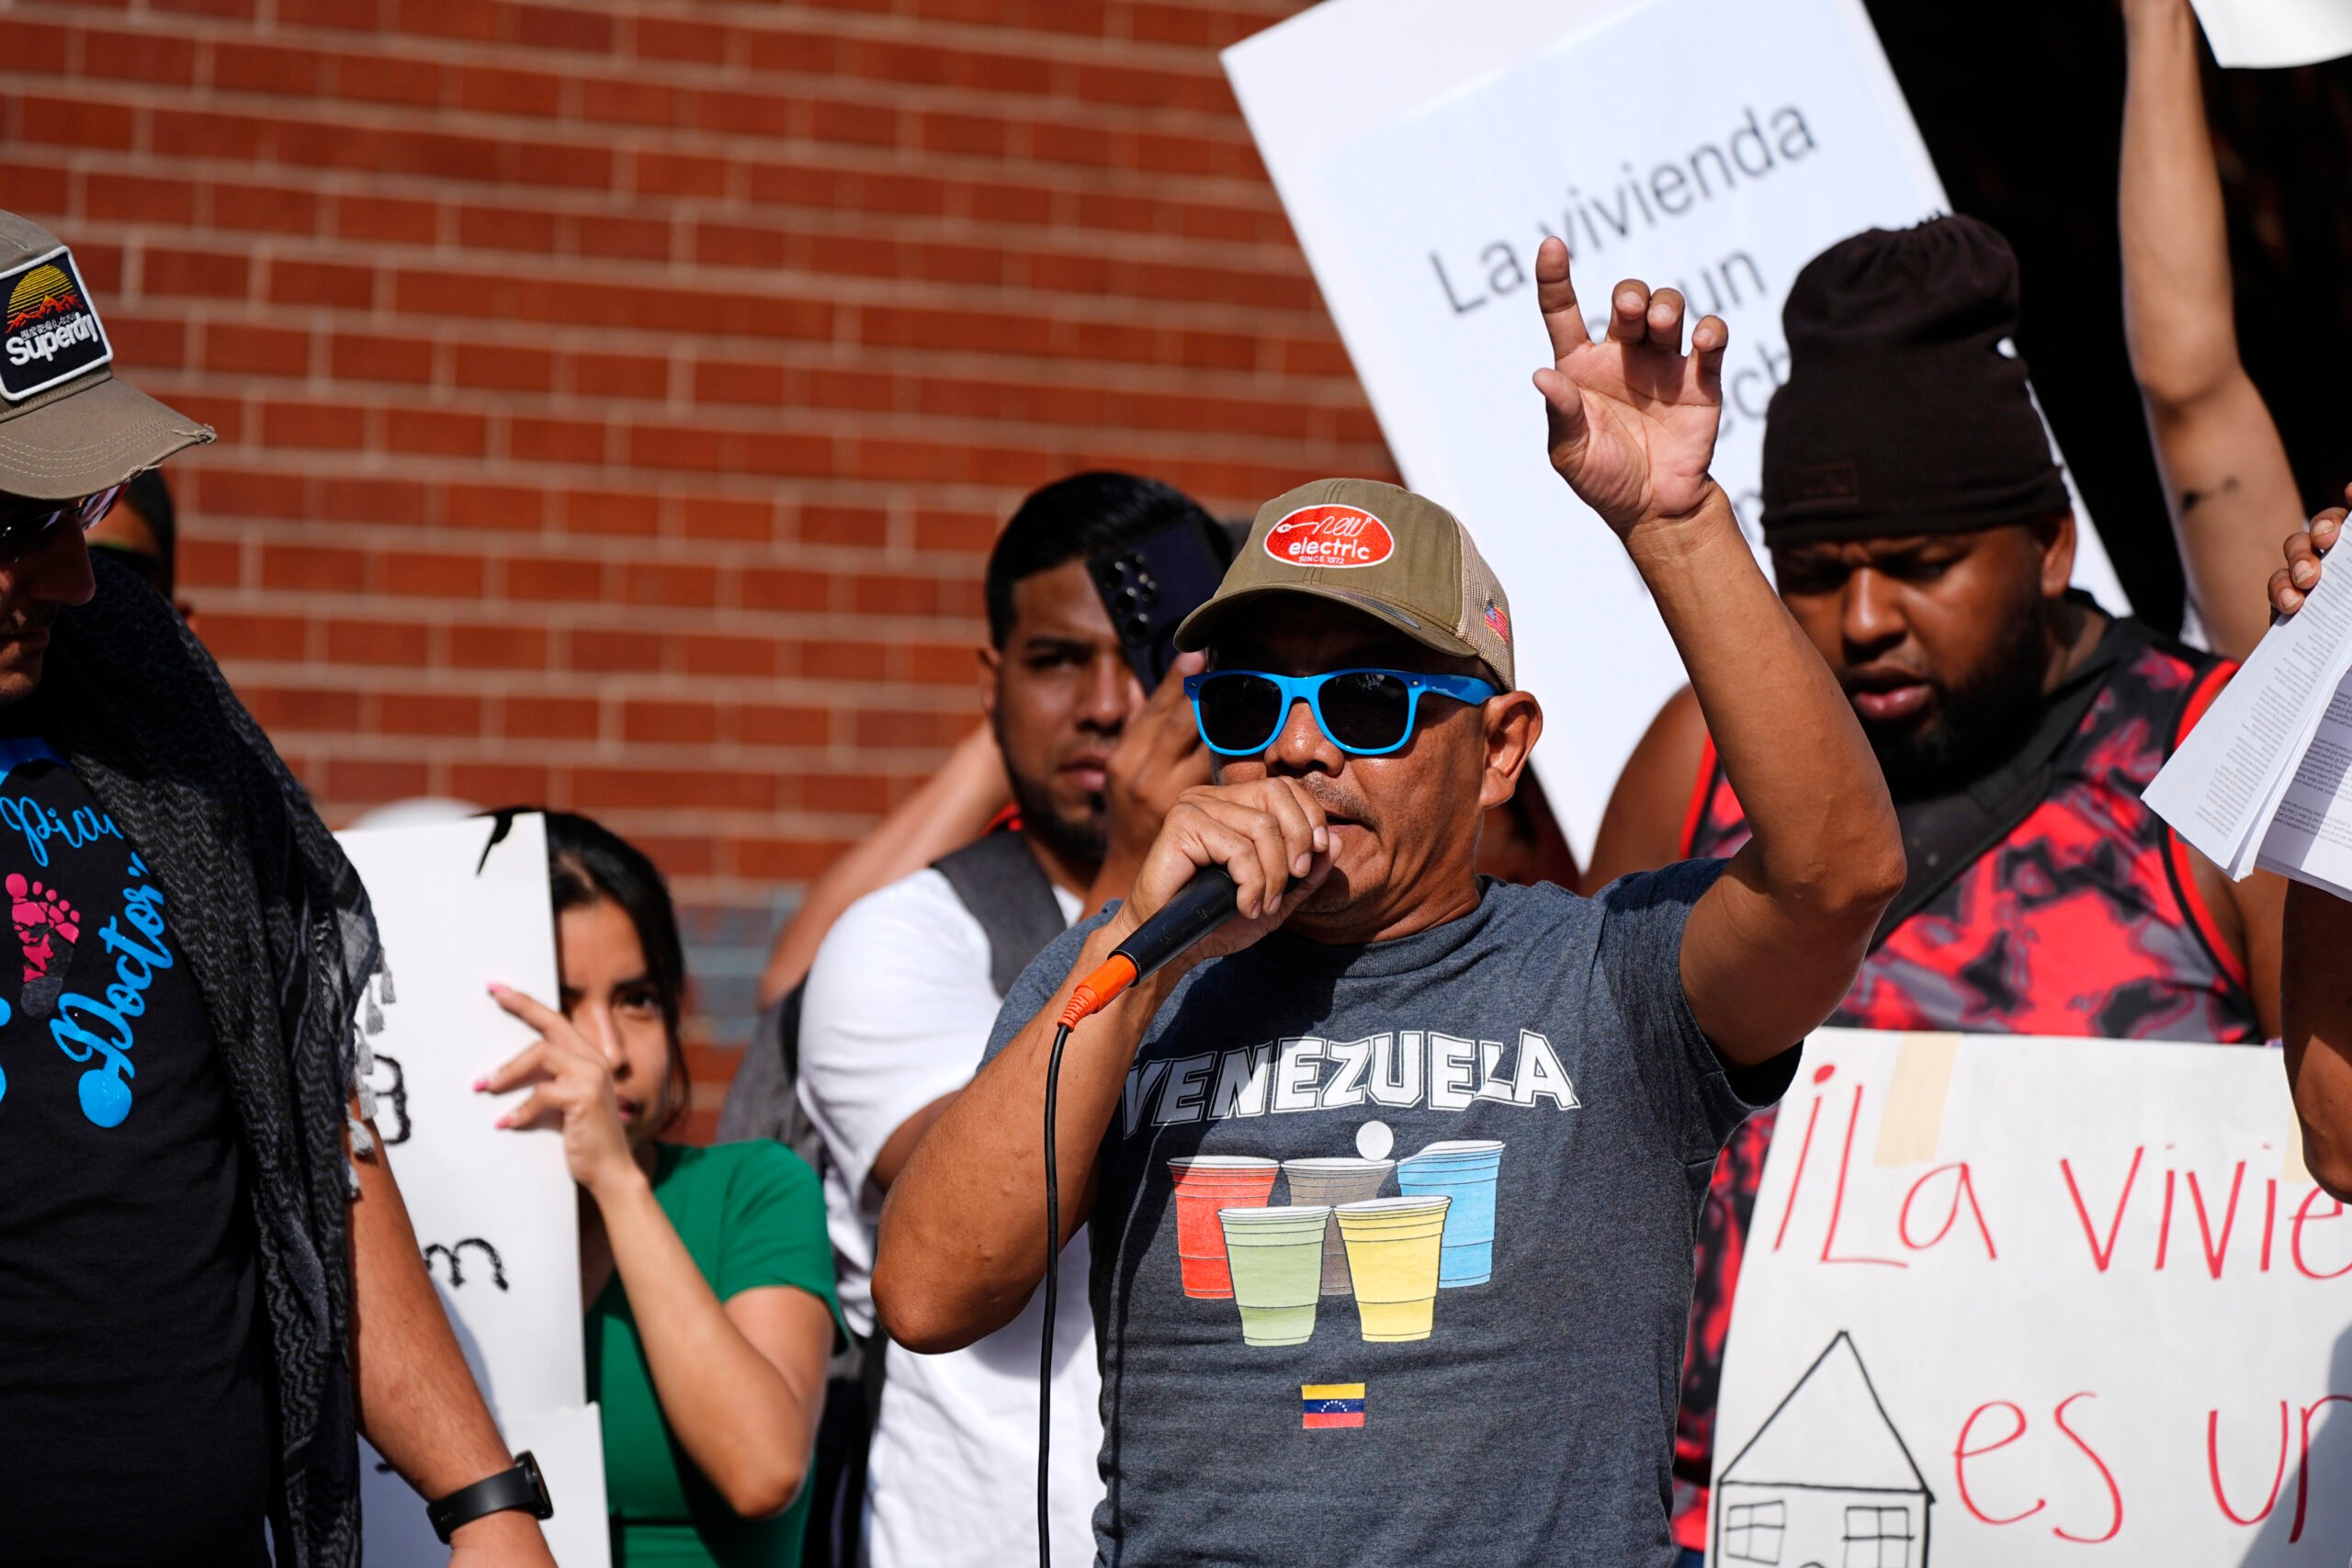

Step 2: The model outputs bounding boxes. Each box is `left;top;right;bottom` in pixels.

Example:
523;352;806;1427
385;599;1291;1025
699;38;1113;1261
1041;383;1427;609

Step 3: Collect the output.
0;212;553;1565
874;232;1903;1564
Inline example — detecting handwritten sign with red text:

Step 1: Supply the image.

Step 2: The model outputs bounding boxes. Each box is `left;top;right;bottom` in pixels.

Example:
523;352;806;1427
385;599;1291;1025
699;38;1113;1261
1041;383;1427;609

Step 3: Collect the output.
1713;1029;2352;1567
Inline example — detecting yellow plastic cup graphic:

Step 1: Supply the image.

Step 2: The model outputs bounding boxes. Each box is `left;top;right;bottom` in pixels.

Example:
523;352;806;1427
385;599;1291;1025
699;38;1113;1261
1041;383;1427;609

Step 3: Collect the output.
1217;1204;1332;1347
1334;1195;1451;1343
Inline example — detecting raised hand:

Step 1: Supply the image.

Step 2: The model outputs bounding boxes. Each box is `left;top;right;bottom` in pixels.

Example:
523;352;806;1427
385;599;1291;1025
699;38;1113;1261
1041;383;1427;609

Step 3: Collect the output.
2270;485;2352;619
479;984;639;1200
1530;235;1727;534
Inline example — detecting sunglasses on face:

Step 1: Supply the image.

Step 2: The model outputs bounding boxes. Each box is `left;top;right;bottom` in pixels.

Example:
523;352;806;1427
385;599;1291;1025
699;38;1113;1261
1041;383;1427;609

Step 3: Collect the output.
1183;668;1498;758
0;485;122;566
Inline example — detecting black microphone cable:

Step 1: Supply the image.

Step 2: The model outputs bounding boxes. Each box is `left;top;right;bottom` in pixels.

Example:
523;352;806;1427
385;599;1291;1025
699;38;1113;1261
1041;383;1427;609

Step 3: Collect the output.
1038;1018;1072;1568
1036;864;1246;1568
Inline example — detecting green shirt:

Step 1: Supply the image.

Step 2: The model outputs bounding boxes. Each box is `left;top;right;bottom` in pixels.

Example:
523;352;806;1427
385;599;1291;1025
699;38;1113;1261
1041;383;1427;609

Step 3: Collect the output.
587;1141;842;1568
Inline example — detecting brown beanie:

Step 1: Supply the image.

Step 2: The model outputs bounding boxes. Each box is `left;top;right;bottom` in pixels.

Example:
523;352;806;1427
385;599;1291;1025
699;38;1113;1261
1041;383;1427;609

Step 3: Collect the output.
1759;215;2070;548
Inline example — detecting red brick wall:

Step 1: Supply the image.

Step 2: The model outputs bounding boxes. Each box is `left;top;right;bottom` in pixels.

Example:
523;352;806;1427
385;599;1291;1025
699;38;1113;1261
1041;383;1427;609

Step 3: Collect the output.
1;0;1393;1132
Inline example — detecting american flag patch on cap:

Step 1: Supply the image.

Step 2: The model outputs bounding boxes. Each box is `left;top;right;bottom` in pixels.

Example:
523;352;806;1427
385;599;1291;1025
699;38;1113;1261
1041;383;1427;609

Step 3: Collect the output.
1301;1382;1365;1429
1483;596;1510;641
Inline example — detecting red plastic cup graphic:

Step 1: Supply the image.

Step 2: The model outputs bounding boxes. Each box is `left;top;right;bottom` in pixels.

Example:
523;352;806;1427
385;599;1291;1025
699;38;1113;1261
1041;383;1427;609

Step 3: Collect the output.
1169;1155;1278;1298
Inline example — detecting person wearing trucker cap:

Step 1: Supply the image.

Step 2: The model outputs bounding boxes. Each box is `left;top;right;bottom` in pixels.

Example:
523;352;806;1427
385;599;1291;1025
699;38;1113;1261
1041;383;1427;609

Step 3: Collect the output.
0;211;554;1565
873;235;1902;1564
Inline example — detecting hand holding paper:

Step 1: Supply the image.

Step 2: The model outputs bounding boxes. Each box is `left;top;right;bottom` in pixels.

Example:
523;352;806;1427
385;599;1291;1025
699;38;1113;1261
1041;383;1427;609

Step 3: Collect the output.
1530;236;1727;534
2146;492;2352;897
2266;490;2348;617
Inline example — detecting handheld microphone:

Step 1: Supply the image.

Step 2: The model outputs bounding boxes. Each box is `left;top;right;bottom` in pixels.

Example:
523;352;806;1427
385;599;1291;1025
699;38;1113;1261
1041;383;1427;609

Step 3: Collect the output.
1057;864;1241;1028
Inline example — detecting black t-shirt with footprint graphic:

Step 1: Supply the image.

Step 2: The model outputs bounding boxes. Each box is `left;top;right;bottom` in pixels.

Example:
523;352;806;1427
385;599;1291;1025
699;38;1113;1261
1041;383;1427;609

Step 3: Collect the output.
0;737;270;1562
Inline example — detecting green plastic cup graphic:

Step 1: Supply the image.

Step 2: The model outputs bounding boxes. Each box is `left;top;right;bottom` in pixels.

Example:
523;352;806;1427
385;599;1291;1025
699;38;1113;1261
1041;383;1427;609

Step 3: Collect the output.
1280;1157;1395;1293
1217;1204;1333;1347
1334;1195;1451;1343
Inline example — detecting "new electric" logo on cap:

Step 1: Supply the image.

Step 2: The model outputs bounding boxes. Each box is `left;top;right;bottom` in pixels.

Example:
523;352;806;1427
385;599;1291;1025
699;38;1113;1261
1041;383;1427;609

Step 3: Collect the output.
1264;503;1394;570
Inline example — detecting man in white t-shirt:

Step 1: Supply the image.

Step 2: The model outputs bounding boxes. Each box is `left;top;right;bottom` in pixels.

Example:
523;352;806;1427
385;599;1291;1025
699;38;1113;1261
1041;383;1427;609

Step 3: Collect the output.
797;472;1221;1566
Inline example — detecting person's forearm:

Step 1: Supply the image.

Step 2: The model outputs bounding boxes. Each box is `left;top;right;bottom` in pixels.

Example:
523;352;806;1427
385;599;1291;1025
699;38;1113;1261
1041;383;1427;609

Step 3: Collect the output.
348;1132;547;1555
2283;884;2352;1199
761;725;1011;1004
1628;489;1899;908
2121;0;2236;405
594;1173;819;1516
874;913;1173;1353
2120;0;2301;657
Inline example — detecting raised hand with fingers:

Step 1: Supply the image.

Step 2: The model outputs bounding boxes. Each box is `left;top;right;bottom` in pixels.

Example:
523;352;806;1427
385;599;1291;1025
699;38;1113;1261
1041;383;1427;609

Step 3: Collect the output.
479;984;639;1200
1530;234;1728;534
2269;483;2352;619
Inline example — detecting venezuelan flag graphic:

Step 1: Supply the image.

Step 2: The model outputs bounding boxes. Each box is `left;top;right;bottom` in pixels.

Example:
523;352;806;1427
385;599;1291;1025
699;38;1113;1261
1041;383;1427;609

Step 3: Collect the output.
1300;1382;1364;1429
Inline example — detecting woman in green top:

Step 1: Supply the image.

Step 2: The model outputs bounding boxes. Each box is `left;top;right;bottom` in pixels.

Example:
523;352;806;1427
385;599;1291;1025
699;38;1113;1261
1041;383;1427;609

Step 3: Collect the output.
479;810;840;1566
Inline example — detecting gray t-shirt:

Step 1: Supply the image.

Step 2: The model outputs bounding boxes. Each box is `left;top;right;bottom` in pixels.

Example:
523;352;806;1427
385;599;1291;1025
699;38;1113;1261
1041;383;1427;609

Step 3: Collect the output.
984;864;1792;1567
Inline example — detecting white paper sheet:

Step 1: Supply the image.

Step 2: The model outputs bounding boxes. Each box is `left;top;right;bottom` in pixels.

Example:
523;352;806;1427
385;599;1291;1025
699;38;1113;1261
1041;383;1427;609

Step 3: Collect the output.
2146;571;2352;887
2255;672;2352;896
2191;0;2352;68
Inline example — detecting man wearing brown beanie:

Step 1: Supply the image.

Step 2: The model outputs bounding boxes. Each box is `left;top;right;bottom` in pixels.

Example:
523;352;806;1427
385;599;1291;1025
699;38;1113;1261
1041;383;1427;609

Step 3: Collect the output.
1579;213;2284;1565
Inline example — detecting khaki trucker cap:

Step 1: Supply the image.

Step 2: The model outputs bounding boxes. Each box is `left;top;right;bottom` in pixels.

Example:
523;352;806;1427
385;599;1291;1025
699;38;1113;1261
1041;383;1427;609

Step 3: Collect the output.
1173;478;1515;690
0;211;211;500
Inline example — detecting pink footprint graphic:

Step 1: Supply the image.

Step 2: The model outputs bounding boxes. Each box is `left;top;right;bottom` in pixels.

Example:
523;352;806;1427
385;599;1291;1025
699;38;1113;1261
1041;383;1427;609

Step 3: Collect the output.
9;872;79;1018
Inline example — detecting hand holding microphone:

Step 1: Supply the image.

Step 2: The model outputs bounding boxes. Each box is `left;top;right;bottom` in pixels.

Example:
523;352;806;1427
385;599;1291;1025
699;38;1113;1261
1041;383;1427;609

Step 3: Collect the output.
1062;777;1337;1026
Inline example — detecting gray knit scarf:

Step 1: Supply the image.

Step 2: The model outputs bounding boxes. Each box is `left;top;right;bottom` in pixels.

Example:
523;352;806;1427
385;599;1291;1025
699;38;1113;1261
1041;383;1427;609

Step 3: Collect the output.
31;555;378;1568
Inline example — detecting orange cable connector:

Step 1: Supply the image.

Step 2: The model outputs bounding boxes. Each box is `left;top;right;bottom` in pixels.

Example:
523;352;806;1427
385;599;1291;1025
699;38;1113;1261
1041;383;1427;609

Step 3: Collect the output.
1057;953;1137;1030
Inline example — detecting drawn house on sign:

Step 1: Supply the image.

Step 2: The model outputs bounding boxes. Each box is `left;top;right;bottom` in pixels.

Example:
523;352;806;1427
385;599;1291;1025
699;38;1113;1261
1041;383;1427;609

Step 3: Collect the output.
1713;1332;1933;1568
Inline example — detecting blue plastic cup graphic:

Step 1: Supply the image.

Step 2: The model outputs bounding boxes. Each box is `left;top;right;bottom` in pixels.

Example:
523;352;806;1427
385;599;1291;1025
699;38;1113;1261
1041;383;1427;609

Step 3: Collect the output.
1394;1138;1503;1286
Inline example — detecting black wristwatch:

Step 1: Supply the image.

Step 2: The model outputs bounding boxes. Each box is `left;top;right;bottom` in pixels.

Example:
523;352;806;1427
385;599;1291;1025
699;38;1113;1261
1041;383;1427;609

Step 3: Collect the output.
427;1450;554;1543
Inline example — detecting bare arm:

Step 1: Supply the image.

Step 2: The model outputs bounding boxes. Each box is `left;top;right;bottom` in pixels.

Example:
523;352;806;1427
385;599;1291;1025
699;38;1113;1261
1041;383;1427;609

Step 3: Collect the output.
349;1120;555;1564
483;991;831;1518
2284;883;2352;1198
761;724;1010;1005
2248;504;2352;1192
874;778;1334;1354
2194;852;2285;1039
1580;684;1707;892
2121;0;2301;657
1531;239;1903;1064
595;1179;833;1517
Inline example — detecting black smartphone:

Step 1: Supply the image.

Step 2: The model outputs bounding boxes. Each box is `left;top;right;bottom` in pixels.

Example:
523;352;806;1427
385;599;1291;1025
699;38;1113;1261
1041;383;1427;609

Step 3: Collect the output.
1087;518;1235;688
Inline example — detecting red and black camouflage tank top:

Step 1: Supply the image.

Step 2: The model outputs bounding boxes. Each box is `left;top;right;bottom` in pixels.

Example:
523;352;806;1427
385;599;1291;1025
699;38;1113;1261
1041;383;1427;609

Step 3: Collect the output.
1668;620;2263;1550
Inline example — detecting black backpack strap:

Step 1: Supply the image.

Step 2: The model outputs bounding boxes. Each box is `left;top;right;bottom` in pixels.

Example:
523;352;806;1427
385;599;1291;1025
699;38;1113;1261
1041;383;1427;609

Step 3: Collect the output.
1869;615;2149;951
932;830;1069;998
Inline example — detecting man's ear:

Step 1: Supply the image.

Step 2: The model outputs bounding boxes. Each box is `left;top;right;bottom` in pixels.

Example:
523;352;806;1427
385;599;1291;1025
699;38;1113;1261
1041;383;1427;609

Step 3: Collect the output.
977;643;1002;723
1477;692;1544;813
2035;510;2078;601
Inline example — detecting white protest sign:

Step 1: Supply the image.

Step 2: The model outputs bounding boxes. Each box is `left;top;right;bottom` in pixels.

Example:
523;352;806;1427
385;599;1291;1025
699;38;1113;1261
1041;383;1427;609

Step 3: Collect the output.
1226;0;2130;862
338;815;611;1567
2191;0;2352;68
1714;1028;2352;1566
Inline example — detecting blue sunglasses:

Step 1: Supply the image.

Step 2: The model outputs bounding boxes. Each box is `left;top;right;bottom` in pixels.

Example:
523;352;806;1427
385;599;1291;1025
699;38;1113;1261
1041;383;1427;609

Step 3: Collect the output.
1183;668;1498;758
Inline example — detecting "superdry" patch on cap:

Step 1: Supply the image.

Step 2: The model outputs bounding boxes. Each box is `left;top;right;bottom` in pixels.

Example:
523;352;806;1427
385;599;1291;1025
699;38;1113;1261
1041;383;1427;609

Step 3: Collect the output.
0;248;111;403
